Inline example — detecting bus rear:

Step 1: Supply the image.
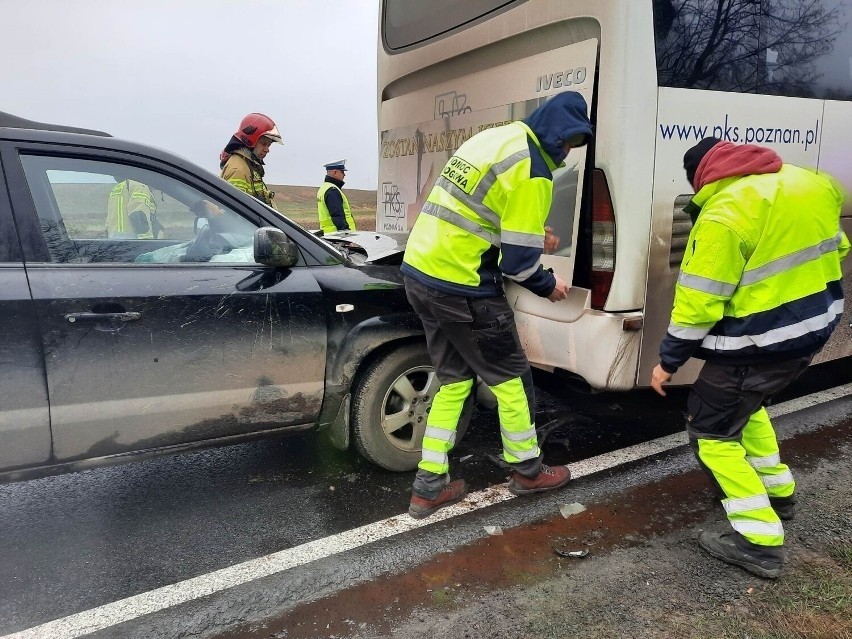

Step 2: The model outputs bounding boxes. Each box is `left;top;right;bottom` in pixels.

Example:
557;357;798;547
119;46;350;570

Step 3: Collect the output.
377;0;852;391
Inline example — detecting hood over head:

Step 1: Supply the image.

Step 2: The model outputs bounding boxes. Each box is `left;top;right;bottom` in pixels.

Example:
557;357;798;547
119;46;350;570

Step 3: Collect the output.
522;91;593;166
684;137;783;191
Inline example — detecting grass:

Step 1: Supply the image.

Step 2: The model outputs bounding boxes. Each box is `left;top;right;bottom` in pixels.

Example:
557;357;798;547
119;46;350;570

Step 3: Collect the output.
47;183;379;237
700;542;852;639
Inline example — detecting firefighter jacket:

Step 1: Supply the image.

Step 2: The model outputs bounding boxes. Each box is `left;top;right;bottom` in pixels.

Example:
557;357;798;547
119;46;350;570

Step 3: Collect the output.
401;92;591;298
317;176;354;233
220;148;277;209
106;180;161;239
660;163;849;373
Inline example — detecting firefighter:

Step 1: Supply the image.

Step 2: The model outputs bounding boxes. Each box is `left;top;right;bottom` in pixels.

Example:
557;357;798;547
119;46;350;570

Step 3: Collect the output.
651;137;849;578
402;91;593;519
220;113;282;209
106;179;163;239
317;159;355;233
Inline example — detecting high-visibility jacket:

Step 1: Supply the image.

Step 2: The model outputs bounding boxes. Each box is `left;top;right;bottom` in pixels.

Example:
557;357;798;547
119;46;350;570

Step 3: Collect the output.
401;121;558;298
660;165;849;372
317;178;354;233
106;180;161;239
220;148;277;209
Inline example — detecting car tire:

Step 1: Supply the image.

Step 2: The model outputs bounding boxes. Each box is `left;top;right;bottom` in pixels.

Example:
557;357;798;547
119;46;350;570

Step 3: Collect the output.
352;343;471;472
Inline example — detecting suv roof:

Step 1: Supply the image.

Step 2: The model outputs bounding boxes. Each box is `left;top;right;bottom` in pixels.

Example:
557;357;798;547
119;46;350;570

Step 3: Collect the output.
0;111;110;137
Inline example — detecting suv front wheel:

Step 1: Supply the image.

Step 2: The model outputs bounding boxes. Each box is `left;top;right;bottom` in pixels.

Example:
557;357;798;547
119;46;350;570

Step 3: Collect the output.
352;343;471;471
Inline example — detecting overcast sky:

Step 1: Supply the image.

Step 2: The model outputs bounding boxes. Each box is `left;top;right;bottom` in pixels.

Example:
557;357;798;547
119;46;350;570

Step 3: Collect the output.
1;0;380;190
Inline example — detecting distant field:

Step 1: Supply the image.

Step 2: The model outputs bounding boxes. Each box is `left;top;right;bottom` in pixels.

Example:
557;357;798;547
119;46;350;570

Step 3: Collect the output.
49;183;378;236
270;185;378;231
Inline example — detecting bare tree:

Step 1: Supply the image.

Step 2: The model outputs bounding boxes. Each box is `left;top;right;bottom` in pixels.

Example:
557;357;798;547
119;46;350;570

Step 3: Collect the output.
655;0;847;97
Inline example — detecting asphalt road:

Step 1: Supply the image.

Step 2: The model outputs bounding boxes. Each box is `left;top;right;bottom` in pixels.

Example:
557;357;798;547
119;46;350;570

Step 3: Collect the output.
0;359;849;638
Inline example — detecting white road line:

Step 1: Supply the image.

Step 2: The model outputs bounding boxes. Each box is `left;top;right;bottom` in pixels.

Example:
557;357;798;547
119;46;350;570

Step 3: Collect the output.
3;383;850;639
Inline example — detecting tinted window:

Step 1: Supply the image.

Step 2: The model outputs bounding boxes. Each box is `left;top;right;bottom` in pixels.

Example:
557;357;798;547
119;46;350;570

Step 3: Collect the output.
19;155;259;264
654;0;852;100
383;0;520;50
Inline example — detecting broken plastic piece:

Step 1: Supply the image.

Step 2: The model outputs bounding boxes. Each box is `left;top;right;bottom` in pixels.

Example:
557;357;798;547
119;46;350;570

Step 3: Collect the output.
559;503;587;518
484;525;503;535
555;548;589;558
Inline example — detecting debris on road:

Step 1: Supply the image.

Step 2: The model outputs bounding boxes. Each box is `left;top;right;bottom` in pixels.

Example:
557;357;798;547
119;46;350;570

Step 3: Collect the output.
559;503;587;518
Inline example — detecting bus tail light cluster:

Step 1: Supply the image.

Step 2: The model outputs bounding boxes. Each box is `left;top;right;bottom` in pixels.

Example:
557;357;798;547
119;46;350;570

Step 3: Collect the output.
590;169;615;309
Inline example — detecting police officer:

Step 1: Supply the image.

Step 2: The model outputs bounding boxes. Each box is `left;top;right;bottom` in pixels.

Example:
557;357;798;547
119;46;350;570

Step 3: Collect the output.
402;91;593;519
220;113;282;209
651;137;849;578
317;159;355;233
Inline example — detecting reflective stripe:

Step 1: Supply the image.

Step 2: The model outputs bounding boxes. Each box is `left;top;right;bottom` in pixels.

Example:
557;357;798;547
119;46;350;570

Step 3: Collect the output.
504;445;541;461
434;149;527;230
473;150;527;203
747;453;781;468
504;260;541;283
131;192;153;207
421;201;500;246
731;520;785;537
723;494;771;515
762;470;794;488
502;230;544;249
667;324;712;340
678;272;737;297
741;233;845;286
702;299;843;351
424;426;455;443
501;425;538;442
435;176;501;229
228;178;252;191
421;449;448;465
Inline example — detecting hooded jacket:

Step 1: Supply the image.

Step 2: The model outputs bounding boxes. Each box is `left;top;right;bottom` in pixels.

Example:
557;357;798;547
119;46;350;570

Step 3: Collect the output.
402;91;593;297
660;142;849;372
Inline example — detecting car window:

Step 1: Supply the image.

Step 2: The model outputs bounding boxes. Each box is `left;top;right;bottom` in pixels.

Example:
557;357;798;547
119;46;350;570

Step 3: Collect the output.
19;155;261;264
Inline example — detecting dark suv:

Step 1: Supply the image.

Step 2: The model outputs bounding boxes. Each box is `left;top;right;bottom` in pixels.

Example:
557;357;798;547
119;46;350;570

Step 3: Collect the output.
0;113;438;481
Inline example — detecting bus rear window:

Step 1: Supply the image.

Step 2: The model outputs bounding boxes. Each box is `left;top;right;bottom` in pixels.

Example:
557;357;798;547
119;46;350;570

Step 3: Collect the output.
653;0;852;101
383;0;520;50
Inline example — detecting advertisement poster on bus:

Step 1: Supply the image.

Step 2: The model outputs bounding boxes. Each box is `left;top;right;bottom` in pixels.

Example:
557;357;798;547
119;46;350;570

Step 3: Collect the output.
377;39;598;239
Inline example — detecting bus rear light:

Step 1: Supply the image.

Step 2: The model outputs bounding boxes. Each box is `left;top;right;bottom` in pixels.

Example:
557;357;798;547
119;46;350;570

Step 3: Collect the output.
591;169;616;309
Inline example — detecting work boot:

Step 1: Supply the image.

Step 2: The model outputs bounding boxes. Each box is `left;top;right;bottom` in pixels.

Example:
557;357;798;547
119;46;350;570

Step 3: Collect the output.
697;530;785;579
508;464;572;496
408;480;468;519
769;494;798;521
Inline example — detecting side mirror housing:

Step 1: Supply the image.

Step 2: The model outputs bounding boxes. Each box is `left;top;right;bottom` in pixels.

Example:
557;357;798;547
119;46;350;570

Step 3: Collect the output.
254;227;299;268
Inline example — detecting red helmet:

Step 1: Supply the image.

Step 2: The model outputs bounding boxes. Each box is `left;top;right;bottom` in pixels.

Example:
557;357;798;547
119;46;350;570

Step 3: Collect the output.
234;113;283;148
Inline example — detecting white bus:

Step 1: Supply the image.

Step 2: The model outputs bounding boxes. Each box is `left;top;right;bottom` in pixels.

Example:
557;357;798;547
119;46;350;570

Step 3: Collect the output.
377;0;852;393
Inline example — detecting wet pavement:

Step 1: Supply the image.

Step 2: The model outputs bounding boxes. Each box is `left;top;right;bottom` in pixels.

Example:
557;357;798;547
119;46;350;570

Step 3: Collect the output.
215;416;852;639
0;360;848;638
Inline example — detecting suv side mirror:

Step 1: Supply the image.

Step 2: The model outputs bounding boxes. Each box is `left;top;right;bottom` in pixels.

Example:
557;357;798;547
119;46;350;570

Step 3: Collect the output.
254;227;299;268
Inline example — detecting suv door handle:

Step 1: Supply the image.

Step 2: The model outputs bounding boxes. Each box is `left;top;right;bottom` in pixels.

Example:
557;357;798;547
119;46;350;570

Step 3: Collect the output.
65;312;142;324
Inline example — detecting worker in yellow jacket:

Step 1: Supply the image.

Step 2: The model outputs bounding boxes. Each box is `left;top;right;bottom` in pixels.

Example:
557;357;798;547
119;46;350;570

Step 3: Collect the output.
219;113;282;209
402;91;593;519
106;179;163;239
652;136;849;579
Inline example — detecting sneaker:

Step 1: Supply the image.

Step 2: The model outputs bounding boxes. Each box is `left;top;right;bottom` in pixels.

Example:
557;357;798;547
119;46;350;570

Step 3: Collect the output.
697;531;785;579
408;480;468;519
508;464;572;496
769;495;797;521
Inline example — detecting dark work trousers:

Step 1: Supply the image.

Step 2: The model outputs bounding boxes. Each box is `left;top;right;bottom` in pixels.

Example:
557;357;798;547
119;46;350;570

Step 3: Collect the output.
404;275;541;498
686;355;813;547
